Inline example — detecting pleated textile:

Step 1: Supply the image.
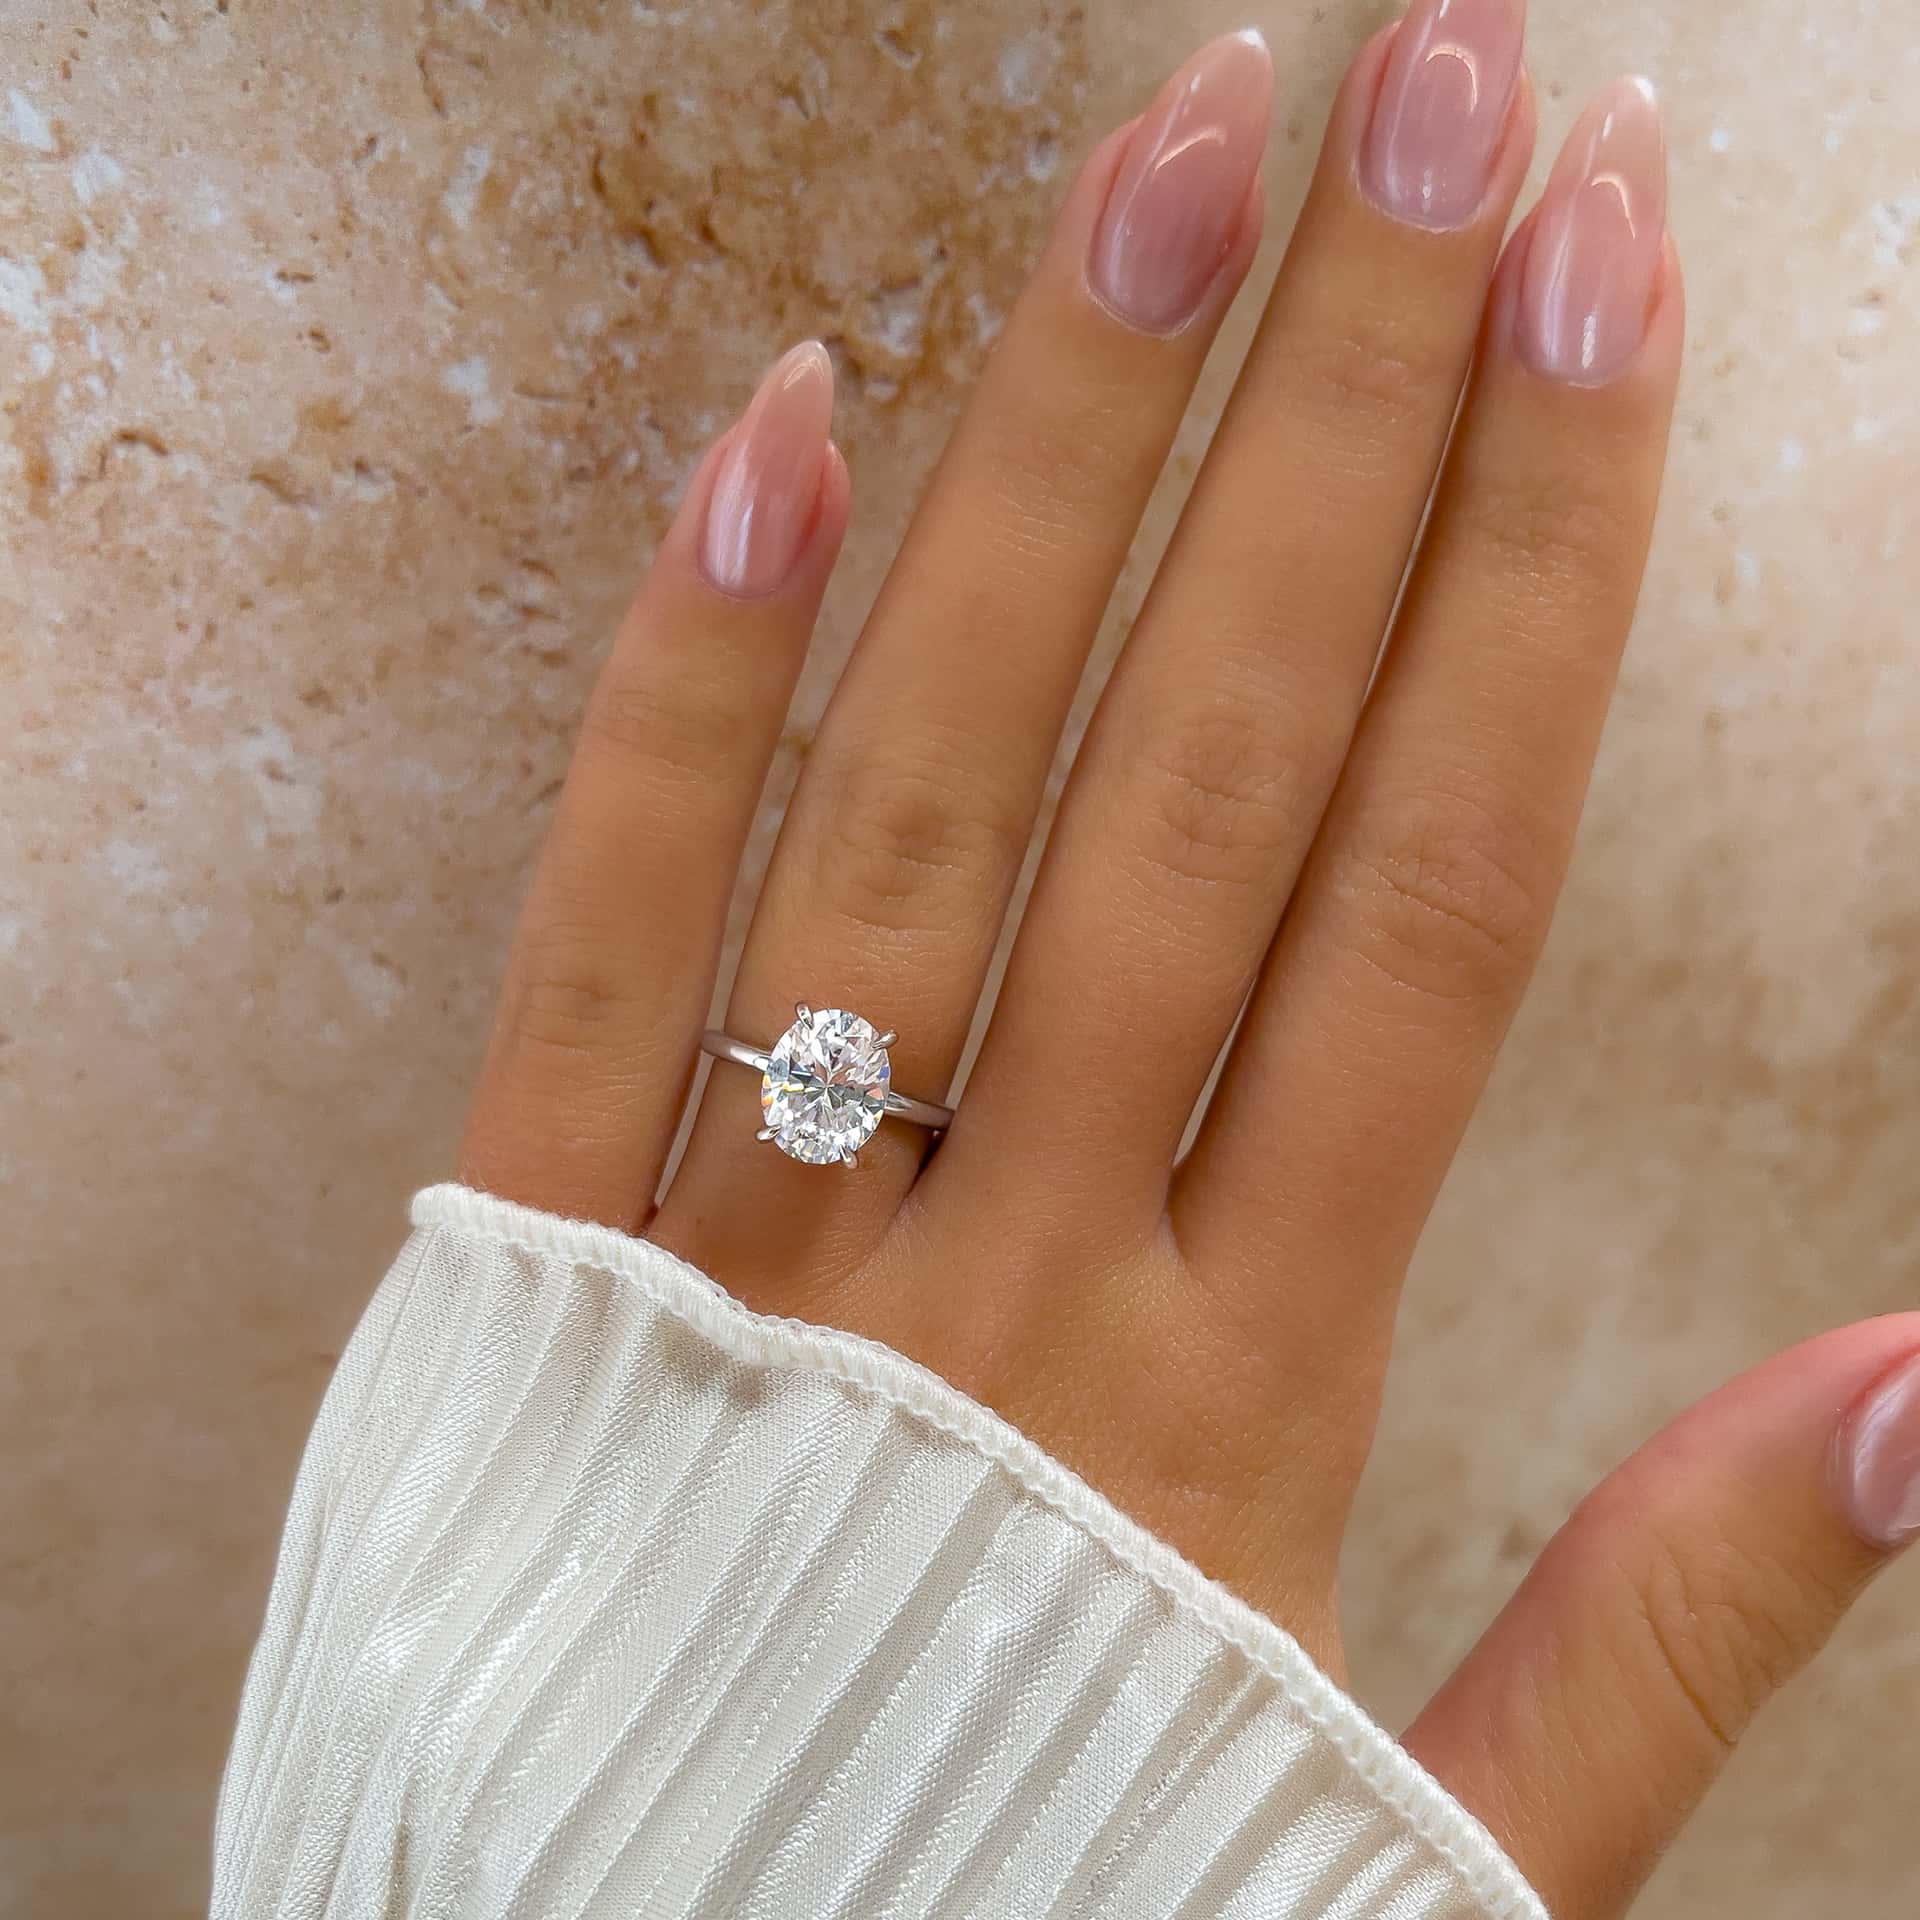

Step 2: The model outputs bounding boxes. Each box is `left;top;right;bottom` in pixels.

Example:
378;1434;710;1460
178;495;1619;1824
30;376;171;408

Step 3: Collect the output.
214;1184;1546;1920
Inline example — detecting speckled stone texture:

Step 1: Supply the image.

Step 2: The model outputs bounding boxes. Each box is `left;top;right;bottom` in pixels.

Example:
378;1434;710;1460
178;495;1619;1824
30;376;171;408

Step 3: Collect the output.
1;2;1914;1915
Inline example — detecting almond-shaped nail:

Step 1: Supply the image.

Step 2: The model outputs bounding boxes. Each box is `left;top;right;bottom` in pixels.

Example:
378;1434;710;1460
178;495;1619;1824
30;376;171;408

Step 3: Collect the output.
700;341;835;596
1088;29;1274;336
1835;1350;1920;1549
1360;0;1527;230
1517;76;1667;385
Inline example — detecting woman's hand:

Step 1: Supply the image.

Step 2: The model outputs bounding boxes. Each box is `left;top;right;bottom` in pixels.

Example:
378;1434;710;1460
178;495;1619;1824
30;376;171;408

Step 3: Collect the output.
455;11;1920;1916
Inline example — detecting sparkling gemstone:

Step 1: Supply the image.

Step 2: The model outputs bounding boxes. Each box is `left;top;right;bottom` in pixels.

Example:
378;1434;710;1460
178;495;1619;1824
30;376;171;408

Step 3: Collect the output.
760;1007;892;1164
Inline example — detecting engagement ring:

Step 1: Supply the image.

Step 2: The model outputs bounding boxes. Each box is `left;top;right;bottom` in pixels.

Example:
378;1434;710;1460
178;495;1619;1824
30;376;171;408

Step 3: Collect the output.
701;1004;954;1168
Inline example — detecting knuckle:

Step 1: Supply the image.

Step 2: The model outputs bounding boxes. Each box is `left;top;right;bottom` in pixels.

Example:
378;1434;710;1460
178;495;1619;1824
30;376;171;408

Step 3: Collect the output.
500;918;658;1071
1333;791;1545;1004
1280;309;1458;439
809;744;1011;938
1126;698;1301;896
1611;1516;1845;1758
981;352;1155;520
988;387;1136;522
580;649;752;786
1449;462;1634;599
939;382;1151;600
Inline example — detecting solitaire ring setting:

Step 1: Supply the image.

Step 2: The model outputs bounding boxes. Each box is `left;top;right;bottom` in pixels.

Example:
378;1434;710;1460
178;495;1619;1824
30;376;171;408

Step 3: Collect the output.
701;1005;954;1168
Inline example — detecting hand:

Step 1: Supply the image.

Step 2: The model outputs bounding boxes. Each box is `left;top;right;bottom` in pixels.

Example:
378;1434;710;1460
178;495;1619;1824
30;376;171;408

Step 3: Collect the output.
455;14;1920;1916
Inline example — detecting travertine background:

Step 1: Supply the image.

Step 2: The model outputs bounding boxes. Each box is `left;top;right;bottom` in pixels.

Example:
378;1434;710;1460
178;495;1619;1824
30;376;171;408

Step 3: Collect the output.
2;1;1914;1914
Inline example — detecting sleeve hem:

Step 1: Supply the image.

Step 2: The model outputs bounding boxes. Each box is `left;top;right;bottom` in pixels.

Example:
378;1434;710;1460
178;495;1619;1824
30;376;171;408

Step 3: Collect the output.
409;1180;1544;1920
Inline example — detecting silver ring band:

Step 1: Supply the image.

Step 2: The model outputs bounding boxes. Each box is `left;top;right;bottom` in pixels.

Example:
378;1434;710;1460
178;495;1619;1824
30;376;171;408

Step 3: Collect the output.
700;1030;954;1130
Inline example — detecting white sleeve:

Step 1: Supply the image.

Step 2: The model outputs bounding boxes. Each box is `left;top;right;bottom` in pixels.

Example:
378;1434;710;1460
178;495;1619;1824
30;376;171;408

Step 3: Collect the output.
213;1183;1546;1920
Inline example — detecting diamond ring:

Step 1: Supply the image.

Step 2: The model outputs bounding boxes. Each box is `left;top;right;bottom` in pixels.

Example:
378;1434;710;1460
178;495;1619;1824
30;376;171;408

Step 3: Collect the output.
700;1004;954;1168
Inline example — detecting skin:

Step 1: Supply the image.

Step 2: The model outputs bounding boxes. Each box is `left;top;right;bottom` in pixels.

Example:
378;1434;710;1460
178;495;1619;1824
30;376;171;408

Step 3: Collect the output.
457;28;1918;1920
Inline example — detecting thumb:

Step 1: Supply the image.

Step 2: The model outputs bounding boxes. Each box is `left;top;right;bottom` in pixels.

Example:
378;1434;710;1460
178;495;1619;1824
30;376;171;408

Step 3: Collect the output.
1404;1313;1920;1920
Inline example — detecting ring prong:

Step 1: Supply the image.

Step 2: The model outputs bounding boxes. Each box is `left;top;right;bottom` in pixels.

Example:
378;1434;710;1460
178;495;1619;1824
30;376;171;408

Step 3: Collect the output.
794;1001;811;1021
756;1127;776;1143
841;1152;858;1170
875;1029;897;1048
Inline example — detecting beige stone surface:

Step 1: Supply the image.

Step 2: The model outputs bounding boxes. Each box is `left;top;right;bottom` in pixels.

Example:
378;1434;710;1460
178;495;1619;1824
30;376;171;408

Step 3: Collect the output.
2;1;1914;1915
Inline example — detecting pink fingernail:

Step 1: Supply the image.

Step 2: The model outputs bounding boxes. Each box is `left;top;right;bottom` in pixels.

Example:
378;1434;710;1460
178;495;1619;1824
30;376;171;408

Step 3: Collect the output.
1836;1350;1920;1549
700;341;835;596
1516;76;1667;385
1087;29;1274;337
1360;0;1526;230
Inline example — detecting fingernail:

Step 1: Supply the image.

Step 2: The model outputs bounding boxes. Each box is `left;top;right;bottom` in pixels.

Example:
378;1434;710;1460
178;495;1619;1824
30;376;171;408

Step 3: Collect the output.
1088;29;1274;336
1516;76;1667;385
1836;1350;1920;1549
1359;0;1527;230
700;341;835;596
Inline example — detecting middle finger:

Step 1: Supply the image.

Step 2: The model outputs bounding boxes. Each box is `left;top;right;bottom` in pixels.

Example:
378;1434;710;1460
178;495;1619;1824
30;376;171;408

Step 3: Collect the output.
938;0;1535;1219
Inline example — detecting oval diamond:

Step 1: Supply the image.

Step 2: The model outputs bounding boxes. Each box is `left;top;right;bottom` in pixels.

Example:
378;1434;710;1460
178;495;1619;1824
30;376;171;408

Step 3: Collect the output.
760;1007;892;1165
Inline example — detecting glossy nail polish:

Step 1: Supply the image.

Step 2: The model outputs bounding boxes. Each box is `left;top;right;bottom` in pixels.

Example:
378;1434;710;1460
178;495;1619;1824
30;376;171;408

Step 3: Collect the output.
1835;1350;1920;1549
1088;29;1274;336
701;341;835;596
1517;76;1667;385
1360;0;1526;230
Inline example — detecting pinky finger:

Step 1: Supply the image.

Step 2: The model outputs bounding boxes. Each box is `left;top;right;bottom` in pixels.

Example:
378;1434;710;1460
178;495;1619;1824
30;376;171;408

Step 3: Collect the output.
460;343;849;1229
1405;1315;1920;1920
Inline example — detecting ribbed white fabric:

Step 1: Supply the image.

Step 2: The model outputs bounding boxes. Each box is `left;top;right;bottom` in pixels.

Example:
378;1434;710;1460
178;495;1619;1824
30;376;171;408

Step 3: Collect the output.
214;1184;1546;1920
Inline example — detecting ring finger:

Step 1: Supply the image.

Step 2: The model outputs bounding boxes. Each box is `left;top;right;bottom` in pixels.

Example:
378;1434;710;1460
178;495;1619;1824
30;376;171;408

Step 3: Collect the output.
656;32;1275;1288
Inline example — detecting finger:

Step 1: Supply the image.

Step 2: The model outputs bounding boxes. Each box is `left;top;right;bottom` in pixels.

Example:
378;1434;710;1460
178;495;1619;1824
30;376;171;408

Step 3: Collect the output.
1405;1316;1920;1920
942;1;1537;1219
1178;84;1679;1369
459;344;847;1228
655;34;1273;1278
